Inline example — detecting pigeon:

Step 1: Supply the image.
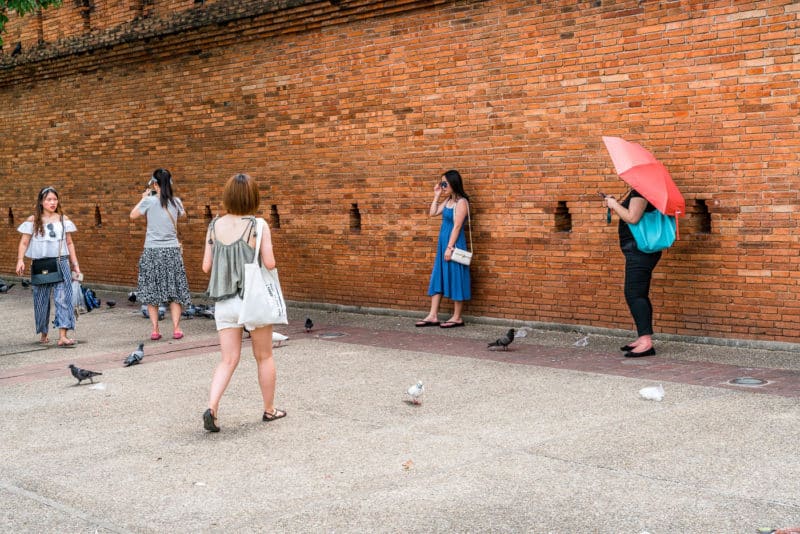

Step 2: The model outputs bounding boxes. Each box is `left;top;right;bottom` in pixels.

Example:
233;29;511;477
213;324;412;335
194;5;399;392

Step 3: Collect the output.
407;381;424;405
124;343;144;367
11;42;22;56
106;300;116;308
128;291;137;303
272;331;288;347
0;283;14;293
21;279;31;288
304;317;314;333
488;329;515;351
68;364;102;385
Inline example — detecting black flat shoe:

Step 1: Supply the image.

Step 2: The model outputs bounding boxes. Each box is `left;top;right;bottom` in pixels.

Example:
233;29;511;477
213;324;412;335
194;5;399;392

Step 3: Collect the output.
624;347;656;358
203;408;220;432
620;344;635;352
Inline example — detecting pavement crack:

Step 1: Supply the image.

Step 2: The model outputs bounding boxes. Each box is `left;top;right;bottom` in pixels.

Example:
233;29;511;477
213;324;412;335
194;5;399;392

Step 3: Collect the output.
0;479;135;534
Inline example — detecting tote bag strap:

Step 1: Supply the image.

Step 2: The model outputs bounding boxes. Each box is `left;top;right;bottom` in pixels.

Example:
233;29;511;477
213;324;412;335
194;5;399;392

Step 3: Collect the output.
251;217;264;264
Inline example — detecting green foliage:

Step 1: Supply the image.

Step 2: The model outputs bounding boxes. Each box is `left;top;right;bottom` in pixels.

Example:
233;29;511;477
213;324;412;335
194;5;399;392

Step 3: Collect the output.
0;0;63;48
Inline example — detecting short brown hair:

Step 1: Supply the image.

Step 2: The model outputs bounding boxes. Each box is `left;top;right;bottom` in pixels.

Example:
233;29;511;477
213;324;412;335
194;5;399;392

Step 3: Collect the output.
223;173;260;215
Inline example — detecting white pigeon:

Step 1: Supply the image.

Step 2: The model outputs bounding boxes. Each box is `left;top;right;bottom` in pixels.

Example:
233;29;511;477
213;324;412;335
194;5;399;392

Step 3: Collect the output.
272;331;288;347
639;384;665;401
407;381;424;405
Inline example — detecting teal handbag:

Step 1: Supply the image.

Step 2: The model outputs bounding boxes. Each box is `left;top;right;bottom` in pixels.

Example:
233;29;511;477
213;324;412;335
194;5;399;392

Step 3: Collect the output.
629;210;676;253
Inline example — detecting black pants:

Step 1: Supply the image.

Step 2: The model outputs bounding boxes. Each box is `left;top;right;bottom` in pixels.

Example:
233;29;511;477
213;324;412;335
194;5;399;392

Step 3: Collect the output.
623;249;662;336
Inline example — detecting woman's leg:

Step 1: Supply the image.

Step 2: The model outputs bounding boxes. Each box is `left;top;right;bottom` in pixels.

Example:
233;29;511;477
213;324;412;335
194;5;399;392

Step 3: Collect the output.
148;304;160;336
208;327;243;415
623;251;661;349
424;293;442;321
53;280;75;344
249;325;280;414
169;301;183;336
32;285;51;341
446;300;464;324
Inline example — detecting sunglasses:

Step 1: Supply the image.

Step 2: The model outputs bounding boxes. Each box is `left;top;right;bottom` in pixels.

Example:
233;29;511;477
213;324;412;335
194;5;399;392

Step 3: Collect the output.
46;223;56;238
440;181;448;189
40;186;57;197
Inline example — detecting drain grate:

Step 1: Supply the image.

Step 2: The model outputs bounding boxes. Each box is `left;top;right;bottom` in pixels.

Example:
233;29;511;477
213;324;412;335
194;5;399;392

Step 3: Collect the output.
318;332;347;339
728;377;768;386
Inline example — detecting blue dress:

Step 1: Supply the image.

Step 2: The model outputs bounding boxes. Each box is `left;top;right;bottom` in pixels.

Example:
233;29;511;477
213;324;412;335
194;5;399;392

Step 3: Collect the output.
428;203;471;301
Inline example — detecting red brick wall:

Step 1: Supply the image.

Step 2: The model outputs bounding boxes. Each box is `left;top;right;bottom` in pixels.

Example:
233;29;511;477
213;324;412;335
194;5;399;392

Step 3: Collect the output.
2;0;799;343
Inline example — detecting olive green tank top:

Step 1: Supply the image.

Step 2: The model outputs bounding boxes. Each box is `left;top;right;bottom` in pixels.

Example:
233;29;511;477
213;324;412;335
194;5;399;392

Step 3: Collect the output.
205;217;258;302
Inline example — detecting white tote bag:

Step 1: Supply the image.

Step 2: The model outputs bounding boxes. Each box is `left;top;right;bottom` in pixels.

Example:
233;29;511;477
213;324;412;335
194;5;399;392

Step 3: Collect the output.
238;218;288;328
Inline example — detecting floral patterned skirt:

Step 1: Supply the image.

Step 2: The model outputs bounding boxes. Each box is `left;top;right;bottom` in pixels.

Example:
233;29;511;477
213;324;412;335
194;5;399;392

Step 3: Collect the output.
136;247;192;306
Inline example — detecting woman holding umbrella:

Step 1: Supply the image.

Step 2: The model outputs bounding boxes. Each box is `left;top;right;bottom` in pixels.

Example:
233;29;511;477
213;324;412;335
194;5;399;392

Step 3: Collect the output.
604;190;660;358
601;136;685;358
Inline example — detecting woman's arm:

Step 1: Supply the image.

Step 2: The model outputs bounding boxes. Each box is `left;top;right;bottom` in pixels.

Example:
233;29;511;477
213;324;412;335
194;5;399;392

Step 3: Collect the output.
16;234;31;275
130;191;151;219
428;182;445;217
202;225;213;274
260;222;276;270
65;232;80;275
605;196;647;224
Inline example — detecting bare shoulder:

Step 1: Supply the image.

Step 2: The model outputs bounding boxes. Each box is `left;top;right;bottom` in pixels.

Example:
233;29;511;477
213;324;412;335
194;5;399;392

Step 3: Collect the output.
25;215;34;222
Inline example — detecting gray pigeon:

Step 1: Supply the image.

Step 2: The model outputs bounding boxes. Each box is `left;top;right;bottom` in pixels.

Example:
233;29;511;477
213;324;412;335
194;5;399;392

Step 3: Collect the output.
124;343;144;367
488;329;516;351
304;317;314;333
69;364;102;384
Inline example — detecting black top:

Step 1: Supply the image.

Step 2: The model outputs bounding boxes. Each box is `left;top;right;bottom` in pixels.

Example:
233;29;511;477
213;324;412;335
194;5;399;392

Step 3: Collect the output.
618;189;656;249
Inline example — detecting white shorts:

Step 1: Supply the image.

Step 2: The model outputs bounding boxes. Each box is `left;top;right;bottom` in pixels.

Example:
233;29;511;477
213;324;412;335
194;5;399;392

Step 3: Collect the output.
214;296;273;332
214;296;245;331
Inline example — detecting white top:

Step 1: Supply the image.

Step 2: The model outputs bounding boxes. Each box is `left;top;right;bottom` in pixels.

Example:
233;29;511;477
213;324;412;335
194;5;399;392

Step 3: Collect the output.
17;219;77;259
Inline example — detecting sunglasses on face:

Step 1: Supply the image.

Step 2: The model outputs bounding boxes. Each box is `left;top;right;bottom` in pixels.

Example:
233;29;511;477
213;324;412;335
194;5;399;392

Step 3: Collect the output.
46;223;56;238
440;181;448;189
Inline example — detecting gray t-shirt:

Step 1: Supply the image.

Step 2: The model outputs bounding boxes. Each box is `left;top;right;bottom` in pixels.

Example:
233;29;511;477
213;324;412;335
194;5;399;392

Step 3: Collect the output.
140;195;184;248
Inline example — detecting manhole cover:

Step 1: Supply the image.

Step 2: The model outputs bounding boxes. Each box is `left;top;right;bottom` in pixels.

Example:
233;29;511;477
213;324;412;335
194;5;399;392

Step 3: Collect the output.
318;332;347;339
728;377;767;386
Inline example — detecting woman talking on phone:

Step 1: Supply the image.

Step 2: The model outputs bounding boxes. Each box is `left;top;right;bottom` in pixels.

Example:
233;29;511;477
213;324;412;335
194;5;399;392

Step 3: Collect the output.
604;189;661;357
130;168;192;341
415;170;471;329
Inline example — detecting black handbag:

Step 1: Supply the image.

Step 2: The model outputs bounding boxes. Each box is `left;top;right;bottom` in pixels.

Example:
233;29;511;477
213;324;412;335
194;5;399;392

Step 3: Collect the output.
31;257;63;285
30;215;66;286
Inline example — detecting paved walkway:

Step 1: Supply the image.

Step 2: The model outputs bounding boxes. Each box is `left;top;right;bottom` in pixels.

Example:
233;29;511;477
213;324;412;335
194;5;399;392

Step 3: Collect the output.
1;285;799;532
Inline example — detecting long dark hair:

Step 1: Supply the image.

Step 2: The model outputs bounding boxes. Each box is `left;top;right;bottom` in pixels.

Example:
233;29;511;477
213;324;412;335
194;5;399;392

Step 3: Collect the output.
33;186;62;237
151;168;178;209
443;170;470;201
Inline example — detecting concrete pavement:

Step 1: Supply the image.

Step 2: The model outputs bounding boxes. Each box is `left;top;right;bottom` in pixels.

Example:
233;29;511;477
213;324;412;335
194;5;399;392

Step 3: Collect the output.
1;284;799;533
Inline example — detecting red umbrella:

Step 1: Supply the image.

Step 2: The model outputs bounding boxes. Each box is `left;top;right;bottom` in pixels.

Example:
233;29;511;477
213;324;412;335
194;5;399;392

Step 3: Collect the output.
602;136;685;217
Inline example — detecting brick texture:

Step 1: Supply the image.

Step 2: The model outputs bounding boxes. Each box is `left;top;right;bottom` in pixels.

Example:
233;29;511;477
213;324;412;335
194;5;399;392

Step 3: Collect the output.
1;0;799;343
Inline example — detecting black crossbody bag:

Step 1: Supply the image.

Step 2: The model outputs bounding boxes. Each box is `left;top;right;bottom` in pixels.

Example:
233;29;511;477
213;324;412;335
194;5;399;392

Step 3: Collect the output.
31;216;65;285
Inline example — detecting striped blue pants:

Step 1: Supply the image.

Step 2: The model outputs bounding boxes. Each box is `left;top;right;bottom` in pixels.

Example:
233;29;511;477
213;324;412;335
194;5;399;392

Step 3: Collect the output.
32;257;75;335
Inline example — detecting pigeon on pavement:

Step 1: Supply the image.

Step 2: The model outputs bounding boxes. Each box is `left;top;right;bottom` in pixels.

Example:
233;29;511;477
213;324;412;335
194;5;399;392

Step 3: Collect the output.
272;331;288;347
69;364;102;385
0;283;14;293
106;300;116;308
124;343;145;367
488;329;516;351
407;381;424;405
304;317;314;333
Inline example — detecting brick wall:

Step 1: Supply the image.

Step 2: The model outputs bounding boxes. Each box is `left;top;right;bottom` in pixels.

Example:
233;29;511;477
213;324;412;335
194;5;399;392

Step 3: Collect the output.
1;0;799;343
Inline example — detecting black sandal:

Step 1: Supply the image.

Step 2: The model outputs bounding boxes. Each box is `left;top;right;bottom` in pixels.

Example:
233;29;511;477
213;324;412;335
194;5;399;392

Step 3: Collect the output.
203;408;220;433
262;408;287;422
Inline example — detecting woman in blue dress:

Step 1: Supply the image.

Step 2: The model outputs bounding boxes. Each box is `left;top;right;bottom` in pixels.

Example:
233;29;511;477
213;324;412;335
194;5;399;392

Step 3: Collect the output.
416;170;471;329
